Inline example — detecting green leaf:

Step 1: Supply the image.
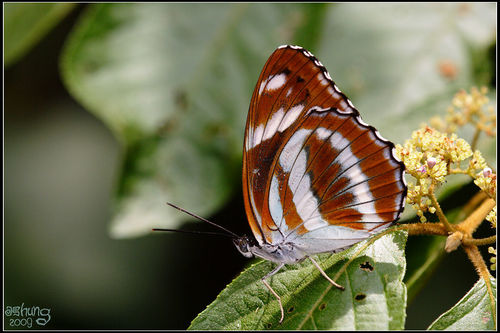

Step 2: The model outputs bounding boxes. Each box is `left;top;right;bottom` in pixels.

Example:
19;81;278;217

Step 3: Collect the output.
189;230;408;330
4;3;75;67
60;3;309;237
428;277;496;330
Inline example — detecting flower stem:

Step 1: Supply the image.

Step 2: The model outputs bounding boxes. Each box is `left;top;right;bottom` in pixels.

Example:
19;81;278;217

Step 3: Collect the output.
463;244;496;327
456;191;488;222
403;222;448;236
429;189;454;232
463;235;496;246
459;198;496;234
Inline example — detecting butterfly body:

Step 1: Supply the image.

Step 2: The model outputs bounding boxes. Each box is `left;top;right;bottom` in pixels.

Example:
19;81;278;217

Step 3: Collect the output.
238;45;407;322
234;234;306;265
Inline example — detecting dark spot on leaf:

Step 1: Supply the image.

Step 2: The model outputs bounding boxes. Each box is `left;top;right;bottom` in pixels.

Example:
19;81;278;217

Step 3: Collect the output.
319;303;327;311
297;76;305;83
355;293;366;301
266;322;273;329
360;261;374;272
282;68;291;75
287;305;295;313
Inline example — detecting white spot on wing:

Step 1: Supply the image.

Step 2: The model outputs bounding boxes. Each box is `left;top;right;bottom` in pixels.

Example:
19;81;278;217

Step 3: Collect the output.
288;153;321;226
289;150;308;199
266;73;287;91
278;104;304;132
327;86;340;100
258;77;269;95
316;127;332;140
251;124;264;149
263;108;285;141
279;129;311;172
317;72;328;86
269;175;283;226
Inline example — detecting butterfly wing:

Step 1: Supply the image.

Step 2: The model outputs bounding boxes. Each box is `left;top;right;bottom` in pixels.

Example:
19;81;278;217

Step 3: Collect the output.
243;45;406;250
243;45;363;245
269;107;407;254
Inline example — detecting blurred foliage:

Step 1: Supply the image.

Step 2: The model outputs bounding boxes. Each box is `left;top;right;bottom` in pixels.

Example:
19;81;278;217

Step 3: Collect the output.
4;3;75;67
4;2;496;330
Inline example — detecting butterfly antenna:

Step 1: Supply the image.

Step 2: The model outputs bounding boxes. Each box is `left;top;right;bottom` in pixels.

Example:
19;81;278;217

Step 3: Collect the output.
152;228;235;238
164;202;239;238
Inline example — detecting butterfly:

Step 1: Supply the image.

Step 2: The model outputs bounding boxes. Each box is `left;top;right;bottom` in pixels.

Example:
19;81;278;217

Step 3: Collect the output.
234;45;407;322
156;45;407;324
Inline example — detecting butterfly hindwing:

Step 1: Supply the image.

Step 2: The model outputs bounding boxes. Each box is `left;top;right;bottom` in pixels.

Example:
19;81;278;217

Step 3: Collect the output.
243;45;406;250
263;108;406;252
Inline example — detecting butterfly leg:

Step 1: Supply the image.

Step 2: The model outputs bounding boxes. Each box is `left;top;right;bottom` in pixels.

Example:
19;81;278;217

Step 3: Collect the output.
261;262;285;323
309;257;345;290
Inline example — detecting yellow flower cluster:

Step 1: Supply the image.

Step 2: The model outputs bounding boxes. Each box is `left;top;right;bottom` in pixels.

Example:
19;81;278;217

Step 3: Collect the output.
474;168;497;200
394;125;496;222
431;87;496;137
397;87;496;225
397;126;472;177
486;206;496;228
396;126;469;221
468;150;488;175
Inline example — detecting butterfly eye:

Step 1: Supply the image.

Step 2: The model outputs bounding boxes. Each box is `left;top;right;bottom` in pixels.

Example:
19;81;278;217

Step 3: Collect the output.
233;237;254;258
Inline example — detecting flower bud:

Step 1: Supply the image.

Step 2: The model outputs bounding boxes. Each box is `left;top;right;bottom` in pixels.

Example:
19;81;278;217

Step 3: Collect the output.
427;157;437;169
445;231;463;253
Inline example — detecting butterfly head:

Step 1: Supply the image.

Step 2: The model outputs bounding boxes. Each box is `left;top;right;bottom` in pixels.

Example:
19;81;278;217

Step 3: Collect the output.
233;235;256;258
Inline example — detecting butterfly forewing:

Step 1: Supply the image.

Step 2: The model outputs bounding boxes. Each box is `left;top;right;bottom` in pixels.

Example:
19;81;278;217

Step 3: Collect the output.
243;45;406;250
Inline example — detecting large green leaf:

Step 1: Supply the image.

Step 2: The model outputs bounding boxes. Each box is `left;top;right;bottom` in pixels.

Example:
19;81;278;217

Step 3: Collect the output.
4;3;75;67
189;230;407;330
60;3;308;237
428;277;496;330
